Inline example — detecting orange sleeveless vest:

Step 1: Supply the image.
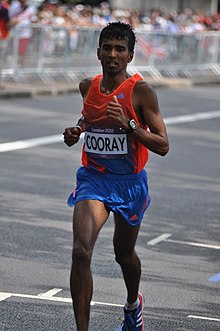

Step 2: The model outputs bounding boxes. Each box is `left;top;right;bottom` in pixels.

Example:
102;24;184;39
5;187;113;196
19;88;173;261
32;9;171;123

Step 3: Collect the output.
81;73;149;174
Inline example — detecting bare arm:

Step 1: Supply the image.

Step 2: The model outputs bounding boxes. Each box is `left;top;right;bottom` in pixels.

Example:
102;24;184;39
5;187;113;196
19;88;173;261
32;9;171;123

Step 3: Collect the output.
105;82;169;156
131;82;169;156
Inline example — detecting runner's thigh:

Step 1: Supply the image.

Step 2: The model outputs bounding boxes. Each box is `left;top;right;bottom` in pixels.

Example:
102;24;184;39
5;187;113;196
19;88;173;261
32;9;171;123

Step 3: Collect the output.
73;200;109;249
113;213;140;252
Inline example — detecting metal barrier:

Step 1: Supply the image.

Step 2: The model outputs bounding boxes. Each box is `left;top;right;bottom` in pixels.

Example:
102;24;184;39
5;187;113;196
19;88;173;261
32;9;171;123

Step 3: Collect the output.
1;25;220;85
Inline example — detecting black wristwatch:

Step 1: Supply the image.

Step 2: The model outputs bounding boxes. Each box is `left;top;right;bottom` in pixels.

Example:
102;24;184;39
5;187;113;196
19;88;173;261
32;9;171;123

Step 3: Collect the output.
127;119;138;133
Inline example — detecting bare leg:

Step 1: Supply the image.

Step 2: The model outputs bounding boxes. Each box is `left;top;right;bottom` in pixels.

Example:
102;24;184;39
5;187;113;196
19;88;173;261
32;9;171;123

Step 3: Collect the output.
113;213;141;304
70;200;109;331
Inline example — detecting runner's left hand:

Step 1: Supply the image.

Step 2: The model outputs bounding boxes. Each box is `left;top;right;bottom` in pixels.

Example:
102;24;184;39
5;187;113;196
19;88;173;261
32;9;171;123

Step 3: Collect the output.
106;96;129;130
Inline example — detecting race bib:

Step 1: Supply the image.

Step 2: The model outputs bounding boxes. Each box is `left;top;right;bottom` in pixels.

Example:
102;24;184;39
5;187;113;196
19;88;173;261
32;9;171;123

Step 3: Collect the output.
84;127;128;159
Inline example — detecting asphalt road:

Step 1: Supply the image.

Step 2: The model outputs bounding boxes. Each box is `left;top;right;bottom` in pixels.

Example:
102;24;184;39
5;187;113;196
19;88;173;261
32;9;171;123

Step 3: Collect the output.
0;84;220;331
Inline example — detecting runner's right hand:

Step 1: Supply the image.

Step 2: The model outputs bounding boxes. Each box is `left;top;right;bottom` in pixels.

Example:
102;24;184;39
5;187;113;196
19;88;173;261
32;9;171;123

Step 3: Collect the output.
63;127;82;146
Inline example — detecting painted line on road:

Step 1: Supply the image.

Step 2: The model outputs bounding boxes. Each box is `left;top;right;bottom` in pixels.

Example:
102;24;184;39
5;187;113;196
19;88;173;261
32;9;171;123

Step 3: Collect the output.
166;238;220;250
147;234;220;250
147;233;172;245
1;290;219;323
0;110;220;153
0;291;71;303
0;134;62;153
164;110;220;125
0;292;12;302
208;273;220;282
188;315;220;322
38;288;62;297
91;300;123;307
0;290;124;307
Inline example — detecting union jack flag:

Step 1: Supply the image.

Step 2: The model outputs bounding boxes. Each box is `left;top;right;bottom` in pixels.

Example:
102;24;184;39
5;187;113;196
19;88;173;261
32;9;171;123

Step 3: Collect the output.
136;35;167;59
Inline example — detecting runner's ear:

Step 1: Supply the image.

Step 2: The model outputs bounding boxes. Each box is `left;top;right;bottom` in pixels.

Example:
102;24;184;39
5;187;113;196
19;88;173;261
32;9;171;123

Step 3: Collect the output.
128;51;134;63
97;48;100;60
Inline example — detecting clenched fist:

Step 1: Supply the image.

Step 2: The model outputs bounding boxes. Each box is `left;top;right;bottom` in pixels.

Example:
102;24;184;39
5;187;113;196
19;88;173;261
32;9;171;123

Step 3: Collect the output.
63;126;82;147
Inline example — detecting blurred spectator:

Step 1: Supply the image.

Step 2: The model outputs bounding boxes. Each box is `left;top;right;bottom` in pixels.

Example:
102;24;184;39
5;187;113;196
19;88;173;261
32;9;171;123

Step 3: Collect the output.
9;0;37;65
0;0;9;40
0;0;10;72
166;15;180;33
9;0;24;17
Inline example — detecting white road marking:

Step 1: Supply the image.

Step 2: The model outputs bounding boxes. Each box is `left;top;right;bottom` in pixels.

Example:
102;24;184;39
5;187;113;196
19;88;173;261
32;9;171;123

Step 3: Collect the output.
0;292;12;302
147;234;220;250
164;110;220;125
91;301;123;307
1;290;219;323
188;315;220;322
0;110;220;153
166;238;220;250
38;288;62;297
147;233;172;245
0;291;72;303
0;290;124;307
0;134;62;153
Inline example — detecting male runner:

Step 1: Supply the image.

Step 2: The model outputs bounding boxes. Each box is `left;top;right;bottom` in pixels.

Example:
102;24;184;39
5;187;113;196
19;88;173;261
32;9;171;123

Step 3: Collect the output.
63;22;169;331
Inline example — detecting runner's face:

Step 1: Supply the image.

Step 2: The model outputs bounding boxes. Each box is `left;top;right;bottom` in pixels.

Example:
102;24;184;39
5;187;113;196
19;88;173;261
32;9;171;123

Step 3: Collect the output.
97;38;133;74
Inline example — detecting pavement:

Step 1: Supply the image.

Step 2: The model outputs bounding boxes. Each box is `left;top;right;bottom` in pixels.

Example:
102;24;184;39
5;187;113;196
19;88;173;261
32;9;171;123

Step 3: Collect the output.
1;88;220;330
0;76;220;98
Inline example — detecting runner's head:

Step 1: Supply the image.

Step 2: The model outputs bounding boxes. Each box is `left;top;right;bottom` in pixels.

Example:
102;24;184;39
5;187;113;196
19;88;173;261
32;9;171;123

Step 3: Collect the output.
99;21;136;53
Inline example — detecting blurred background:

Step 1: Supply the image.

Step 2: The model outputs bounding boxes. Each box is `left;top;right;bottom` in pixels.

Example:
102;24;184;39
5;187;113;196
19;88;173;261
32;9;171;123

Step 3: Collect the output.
0;0;220;87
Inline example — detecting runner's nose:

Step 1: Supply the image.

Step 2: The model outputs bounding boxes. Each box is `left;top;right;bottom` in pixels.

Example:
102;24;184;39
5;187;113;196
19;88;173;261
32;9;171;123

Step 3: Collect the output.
109;47;117;58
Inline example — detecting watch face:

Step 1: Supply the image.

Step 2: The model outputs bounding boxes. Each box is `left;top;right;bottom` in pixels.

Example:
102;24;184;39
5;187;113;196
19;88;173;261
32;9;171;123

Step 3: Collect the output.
130;119;138;130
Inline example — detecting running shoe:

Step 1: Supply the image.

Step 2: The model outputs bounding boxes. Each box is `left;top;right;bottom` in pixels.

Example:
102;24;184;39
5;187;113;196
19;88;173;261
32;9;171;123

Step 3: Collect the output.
115;292;144;330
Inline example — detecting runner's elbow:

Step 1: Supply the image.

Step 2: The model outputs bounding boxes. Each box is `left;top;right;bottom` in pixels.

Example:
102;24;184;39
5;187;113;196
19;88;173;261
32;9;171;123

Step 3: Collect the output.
159;142;169;156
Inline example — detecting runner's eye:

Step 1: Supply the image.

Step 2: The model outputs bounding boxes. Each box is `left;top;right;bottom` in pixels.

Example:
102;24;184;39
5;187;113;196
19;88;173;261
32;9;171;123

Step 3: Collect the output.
102;45;111;51
116;46;126;52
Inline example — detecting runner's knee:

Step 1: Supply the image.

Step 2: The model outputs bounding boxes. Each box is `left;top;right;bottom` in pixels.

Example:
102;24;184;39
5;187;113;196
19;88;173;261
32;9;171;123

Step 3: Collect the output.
72;246;92;266
114;249;135;267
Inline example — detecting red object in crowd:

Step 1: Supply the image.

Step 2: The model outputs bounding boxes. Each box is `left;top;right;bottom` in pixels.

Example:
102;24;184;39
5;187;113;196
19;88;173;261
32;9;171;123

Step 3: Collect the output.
0;0;9;39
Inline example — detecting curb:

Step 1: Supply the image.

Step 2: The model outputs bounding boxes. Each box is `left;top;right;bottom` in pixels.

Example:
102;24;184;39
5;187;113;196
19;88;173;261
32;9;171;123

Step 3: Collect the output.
0;77;219;99
0;84;79;99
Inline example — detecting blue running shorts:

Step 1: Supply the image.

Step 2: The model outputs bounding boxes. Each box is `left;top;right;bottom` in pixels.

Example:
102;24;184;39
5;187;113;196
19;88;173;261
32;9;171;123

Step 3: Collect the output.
67;166;151;226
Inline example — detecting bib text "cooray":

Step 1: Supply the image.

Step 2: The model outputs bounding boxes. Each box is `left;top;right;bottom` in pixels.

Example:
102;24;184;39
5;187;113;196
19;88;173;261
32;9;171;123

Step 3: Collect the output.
84;131;128;155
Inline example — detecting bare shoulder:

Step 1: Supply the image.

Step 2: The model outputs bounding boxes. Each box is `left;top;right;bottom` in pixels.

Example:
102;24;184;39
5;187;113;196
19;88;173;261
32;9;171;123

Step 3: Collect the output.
133;79;159;112
79;77;93;98
134;79;157;99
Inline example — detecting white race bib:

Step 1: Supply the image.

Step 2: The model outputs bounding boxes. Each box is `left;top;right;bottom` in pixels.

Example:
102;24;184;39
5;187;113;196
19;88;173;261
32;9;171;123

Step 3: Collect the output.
84;128;128;158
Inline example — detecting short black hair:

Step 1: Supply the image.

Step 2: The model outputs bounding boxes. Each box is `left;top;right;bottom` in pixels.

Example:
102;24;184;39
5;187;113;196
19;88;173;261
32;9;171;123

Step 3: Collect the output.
99;21;136;52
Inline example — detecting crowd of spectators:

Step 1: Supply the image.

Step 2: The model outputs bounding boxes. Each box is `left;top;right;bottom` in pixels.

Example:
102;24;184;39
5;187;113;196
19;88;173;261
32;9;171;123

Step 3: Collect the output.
35;1;220;32
1;0;220;41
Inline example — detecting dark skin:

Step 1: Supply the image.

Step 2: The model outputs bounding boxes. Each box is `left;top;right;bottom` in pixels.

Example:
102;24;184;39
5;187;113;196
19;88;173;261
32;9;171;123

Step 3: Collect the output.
64;37;169;331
